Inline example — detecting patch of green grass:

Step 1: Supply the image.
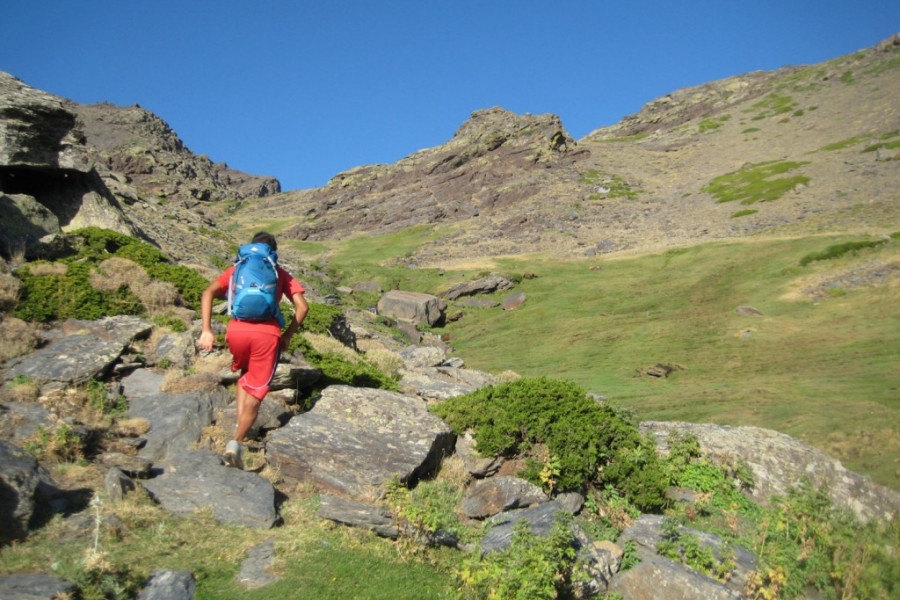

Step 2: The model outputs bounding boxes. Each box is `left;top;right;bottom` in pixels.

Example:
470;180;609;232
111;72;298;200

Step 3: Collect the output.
742;127;761;134
581;171;642;200
747;92;799;121
730;209;758;218
437;236;900;489
0;494;459;600
702;160;810;205
820;136;867;151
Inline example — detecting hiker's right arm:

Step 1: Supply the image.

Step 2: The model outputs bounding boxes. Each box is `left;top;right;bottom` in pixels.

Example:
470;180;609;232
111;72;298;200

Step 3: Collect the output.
198;280;225;351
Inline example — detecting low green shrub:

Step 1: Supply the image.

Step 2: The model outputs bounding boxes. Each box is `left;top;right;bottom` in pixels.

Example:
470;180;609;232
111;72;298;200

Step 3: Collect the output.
431;377;666;506
799;239;887;266
14;261;143;322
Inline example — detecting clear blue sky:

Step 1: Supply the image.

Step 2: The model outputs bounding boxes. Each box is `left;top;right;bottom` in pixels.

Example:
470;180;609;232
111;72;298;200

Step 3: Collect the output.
3;1;898;191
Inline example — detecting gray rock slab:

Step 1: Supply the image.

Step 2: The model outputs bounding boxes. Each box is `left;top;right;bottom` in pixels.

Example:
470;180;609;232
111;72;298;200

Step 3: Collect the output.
140;450;277;529
481;500;568;555
642;421;900;522
266;385;455;499
2;333;127;390
609;551;742;600
126;381;224;462
462;476;549;519
236;538;280;589
137;570;196;600
617;514;757;596
0;572;77;600
0;402;54;443
60;315;153;342
0;441;59;545
317;494;399;538
377;290;446;327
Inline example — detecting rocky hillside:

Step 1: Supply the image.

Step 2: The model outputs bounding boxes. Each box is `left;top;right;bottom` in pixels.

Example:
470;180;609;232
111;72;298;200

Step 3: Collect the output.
225;34;899;266
0;71;278;273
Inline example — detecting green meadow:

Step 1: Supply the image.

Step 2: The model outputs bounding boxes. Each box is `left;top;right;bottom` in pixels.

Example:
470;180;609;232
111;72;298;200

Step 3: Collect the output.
316;231;900;491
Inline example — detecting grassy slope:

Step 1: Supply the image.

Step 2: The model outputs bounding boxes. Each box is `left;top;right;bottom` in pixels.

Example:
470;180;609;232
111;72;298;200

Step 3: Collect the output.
317;231;899;490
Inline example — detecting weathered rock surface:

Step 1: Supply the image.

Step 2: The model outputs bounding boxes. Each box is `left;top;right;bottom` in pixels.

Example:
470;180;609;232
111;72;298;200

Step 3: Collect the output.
609;551;743;600
136;569;196;600
0;441;59;545
0;402;54;443
236;538;280;589
643;421;900;521
123;369;226;462
140;450;277;529
0;572;77;600
3;333;128;391
266;385;455;499
317;493;399;538
377;290;447;327
617;514;757;598
440;273;515;300
462;475;549;519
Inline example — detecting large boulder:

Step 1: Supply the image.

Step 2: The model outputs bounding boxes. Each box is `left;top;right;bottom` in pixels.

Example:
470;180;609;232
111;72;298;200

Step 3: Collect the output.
266;385;455;499
377;290;446;327
642;421;900;522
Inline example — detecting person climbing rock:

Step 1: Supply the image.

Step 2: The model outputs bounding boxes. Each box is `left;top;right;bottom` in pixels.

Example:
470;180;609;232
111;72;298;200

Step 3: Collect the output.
197;232;308;468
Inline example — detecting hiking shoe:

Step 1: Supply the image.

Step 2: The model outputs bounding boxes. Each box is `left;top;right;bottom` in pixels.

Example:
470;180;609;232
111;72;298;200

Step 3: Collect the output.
224;440;244;469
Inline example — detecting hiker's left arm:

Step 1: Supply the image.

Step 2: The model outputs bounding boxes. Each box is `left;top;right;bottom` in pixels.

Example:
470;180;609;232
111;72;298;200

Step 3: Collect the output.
281;292;308;352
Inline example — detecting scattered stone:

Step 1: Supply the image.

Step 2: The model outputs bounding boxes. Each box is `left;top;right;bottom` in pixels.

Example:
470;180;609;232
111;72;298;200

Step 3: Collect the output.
0;572;77;600
462;476;549;519
97;452;153;478
2;333;129;391
104;466;136;503
481;500;568;555
735;305;763;317
236;538;280;589
501;292;527;311
377;290;447;327
137;570;196;600
440;274;514;300
455;431;504;478
0;402;54;443
317;494;399;538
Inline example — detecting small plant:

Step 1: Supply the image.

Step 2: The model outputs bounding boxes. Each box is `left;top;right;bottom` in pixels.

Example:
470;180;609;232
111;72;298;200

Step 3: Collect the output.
731;209;758;218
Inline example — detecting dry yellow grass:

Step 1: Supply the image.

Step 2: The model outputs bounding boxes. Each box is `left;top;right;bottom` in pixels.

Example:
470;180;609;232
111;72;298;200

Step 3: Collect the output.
0;316;40;362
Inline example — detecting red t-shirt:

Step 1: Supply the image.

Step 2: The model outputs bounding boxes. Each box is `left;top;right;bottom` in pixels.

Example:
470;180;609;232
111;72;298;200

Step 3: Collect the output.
215;265;305;336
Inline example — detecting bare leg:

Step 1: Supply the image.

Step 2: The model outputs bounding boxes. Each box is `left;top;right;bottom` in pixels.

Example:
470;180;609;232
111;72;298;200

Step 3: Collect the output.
233;384;261;443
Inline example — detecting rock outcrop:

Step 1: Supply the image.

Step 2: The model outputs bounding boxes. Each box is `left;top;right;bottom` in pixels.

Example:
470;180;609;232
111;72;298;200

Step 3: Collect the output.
0;70;278;267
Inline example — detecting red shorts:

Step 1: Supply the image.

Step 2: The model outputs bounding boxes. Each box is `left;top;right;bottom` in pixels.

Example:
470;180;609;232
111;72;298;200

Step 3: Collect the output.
225;320;281;400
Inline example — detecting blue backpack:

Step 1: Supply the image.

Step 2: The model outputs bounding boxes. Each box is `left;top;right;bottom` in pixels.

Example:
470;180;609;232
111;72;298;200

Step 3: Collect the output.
227;243;285;326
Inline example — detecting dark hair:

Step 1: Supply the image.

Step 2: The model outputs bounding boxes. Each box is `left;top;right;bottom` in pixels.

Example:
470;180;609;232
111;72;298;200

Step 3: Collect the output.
251;231;277;251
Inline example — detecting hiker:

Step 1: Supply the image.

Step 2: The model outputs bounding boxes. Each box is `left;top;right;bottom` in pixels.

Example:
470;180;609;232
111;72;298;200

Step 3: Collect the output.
198;232;308;468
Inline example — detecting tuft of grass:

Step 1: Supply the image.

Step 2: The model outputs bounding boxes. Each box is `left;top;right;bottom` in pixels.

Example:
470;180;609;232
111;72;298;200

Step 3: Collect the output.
730;209;758;219
798;238;888;266
702;160;810;205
